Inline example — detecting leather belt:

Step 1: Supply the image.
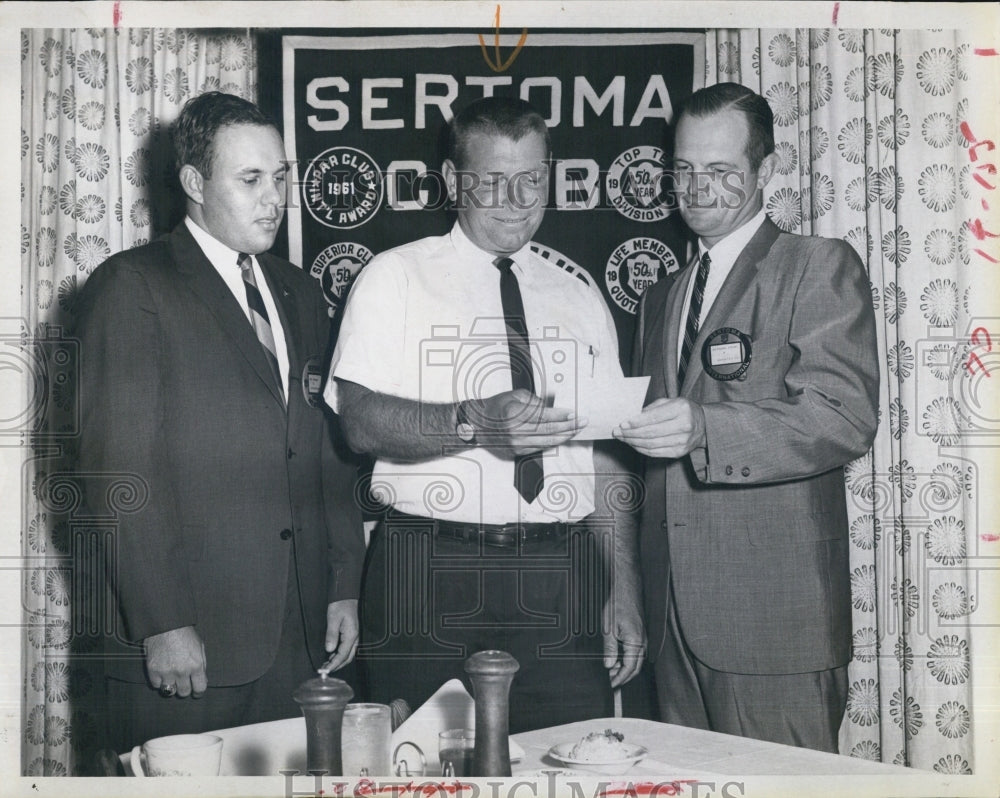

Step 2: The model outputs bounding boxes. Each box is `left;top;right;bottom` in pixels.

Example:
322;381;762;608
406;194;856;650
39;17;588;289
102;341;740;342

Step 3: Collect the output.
387;512;570;549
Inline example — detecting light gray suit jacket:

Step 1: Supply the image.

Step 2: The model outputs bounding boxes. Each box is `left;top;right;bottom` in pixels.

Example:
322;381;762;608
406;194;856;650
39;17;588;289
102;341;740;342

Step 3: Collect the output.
634;218;879;675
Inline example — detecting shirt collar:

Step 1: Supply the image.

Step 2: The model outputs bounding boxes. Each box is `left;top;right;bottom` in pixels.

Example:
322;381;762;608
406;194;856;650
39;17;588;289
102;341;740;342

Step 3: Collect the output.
449;221;535;276
185;216;247;272
697;207;768;267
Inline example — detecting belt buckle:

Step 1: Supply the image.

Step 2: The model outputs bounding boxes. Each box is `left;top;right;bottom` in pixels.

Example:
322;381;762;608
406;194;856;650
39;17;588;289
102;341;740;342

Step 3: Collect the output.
480;523;518;548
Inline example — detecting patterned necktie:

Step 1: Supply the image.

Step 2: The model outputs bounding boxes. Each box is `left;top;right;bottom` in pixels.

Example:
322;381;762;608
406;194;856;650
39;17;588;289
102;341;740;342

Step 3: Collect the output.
678;251;712;387
494;256;544;504
238;252;284;402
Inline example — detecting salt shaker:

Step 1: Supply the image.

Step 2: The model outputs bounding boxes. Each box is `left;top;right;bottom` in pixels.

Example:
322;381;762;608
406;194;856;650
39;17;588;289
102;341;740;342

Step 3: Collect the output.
465;650;519;777
292;673;354;775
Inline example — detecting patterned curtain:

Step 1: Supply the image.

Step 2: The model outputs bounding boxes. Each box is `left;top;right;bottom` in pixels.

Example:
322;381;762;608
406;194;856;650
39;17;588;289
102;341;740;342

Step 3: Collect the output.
706;29;980;772
20;27;257;776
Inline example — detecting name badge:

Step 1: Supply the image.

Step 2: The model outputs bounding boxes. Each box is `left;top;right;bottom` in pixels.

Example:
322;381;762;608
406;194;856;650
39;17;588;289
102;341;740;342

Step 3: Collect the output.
301;357;324;407
701;327;752;381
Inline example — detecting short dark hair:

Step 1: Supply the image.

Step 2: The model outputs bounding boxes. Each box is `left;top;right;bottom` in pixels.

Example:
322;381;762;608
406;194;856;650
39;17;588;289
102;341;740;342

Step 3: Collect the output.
172;91;276;178
447;96;551;170
679;83;774;170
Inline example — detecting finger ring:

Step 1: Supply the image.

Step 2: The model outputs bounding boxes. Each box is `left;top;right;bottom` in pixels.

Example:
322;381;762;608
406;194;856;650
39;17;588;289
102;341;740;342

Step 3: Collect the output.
159;683;177;698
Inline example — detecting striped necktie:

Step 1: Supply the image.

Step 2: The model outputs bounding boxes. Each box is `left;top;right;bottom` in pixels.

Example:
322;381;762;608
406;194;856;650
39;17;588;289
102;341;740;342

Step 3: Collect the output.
678;251;711;387
494;256;544;504
238;252;284;402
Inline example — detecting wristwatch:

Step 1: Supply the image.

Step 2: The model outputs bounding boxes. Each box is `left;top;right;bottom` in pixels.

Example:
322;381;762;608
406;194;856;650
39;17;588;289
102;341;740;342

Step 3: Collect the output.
455;400;476;444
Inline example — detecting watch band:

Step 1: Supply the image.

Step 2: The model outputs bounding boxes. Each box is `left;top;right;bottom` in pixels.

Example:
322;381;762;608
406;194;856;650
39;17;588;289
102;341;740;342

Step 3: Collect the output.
455;400;476;444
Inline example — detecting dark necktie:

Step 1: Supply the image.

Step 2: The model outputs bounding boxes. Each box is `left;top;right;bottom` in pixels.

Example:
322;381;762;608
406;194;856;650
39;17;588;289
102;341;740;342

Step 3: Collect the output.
238;252;284;403
494;256;544;504
678;251;711;387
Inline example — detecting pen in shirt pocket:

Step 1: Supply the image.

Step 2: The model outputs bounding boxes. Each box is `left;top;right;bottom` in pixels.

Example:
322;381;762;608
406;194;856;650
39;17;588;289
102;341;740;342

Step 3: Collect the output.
588;344;599;378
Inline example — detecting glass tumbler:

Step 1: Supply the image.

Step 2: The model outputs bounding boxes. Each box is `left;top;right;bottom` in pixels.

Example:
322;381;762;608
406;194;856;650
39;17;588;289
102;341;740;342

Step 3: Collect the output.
438;728;476;777
341;702;392;777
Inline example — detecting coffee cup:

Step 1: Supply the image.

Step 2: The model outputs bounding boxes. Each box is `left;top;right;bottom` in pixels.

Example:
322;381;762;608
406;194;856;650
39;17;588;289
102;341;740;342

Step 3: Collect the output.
130;733;223;777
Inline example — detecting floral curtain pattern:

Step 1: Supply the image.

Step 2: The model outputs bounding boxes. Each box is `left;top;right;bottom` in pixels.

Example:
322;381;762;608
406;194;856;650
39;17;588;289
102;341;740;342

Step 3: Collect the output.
20;28;256;776
706;29;980;772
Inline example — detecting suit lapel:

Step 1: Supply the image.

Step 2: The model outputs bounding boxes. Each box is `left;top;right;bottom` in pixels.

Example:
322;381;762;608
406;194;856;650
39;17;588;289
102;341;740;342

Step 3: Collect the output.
682;219;780;394
167;225;286;410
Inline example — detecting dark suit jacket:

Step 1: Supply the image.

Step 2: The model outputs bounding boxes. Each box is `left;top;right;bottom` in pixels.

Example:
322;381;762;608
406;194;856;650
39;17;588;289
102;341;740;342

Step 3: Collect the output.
76;223;365;686
634;218;879;675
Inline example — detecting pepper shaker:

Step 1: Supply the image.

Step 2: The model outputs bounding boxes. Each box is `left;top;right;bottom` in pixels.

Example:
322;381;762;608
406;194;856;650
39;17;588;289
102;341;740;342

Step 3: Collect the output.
293;673;354;775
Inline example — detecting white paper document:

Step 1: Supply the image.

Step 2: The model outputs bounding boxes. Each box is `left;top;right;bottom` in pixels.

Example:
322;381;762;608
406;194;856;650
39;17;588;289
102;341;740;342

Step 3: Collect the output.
555;375;650;441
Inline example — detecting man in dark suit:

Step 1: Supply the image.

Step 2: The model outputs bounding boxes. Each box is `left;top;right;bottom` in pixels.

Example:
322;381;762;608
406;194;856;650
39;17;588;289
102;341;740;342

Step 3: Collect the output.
614;83;879;753
76;92;365;752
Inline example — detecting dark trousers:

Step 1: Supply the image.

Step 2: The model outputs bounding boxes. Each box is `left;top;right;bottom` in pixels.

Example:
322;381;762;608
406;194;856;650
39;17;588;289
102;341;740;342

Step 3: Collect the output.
653;569;848;753
358;516;613;734
105;561;317;753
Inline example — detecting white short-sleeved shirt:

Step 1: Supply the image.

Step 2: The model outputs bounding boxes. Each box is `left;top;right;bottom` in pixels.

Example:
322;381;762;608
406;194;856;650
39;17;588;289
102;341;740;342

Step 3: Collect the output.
326;223;623;524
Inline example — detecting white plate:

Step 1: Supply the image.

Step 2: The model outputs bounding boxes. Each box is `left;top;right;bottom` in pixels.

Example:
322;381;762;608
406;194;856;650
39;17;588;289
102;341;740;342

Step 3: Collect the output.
547;741;648;775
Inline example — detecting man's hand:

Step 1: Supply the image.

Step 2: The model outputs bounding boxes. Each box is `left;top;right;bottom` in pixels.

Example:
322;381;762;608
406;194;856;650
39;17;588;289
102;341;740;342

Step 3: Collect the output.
336;382;585;462
602;595;646;689
591;443;645;689
321;599;359;673
144;626;207;698
613;397;706;458
469;388;585;456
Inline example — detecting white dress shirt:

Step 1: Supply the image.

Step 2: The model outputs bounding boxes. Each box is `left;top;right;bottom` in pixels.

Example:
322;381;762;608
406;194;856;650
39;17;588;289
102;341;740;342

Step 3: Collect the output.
327;222;623;524
185;216;289;399
677;208;767;367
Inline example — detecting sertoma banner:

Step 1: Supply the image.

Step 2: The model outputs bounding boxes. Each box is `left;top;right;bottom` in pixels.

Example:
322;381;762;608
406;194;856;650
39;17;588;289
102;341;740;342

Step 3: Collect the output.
282;31;704;363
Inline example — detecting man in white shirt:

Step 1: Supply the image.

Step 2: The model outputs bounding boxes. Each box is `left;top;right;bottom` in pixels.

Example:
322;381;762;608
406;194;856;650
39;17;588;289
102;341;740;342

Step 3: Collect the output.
76;92;364;752
328;97;645;733
615;83;879;752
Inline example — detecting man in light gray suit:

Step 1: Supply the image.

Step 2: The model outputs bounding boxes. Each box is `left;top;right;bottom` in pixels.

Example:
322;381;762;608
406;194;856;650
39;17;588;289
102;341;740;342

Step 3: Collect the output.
615;83;879;753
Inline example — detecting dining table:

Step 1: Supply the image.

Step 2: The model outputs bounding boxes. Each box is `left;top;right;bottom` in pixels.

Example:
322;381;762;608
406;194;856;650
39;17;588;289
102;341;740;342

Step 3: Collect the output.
512;716;915;777
116;712;917;781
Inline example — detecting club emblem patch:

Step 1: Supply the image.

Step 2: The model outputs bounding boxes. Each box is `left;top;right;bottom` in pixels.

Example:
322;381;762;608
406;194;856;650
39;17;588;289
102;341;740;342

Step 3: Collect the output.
605;237;681;314
303;146;384;230
310;241;374;308
606;146;670;222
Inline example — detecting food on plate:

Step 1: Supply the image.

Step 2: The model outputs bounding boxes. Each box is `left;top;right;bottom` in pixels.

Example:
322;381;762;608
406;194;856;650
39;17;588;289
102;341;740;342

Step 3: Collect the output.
567;729;630;762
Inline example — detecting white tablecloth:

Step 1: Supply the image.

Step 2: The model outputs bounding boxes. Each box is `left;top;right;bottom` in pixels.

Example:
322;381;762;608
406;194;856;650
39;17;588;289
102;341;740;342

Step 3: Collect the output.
512;717;916;777
122;713;917;778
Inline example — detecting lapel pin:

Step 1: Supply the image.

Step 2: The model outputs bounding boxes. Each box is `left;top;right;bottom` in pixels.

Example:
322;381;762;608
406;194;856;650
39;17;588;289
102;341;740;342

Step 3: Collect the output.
701;327;752;381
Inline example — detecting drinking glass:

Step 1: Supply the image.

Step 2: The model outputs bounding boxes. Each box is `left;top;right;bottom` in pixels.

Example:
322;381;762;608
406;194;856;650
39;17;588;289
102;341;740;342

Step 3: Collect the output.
341;703;392;777
438;728;475;777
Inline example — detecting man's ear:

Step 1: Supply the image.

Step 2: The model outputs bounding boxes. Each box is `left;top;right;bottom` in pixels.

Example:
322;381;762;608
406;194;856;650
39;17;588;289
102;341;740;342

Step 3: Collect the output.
178;164;205;205
756;151;778;192
442;159;458;205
